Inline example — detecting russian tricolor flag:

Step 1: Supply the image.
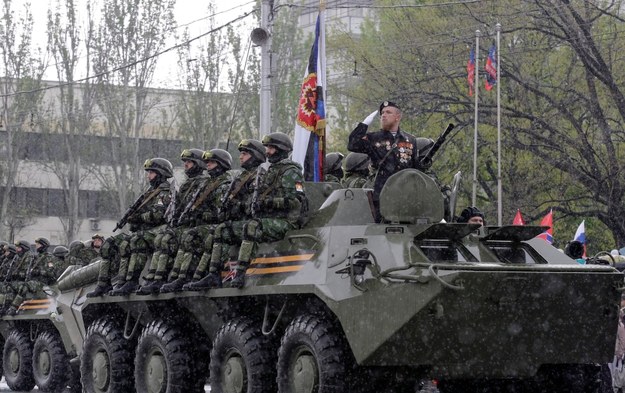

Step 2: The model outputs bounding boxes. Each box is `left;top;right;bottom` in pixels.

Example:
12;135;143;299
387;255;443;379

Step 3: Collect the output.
537;209;553;244
574;220;587;258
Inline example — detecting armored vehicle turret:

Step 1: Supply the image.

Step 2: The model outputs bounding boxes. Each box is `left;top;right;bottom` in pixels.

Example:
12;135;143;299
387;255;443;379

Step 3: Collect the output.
1;169;622;393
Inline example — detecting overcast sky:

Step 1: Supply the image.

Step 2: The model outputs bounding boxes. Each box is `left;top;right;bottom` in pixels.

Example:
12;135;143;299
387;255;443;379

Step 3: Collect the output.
13;0;257;90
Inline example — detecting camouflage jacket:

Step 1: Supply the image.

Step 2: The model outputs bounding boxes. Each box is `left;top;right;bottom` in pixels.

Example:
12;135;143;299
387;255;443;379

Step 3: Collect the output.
324;174;341;183
171;173;207;228
221;167;259;222
0;253;17;281
254;159;306;226
187;172;231;226
127;180;174;232
27;250;58;284
341;173;370;189
10;252;34;281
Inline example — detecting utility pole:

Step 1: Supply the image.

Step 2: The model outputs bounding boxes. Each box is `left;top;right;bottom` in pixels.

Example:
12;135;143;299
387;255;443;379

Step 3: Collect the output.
251;0;273;136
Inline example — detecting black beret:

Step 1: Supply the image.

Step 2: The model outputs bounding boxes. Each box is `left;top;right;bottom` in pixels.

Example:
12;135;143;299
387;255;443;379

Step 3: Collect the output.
379;101;400;114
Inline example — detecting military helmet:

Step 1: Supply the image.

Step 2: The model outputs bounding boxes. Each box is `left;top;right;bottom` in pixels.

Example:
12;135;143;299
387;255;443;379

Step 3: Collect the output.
92;233;105;241
0;241;7;248
53;245;69;258
344;152;370;173
262;132;293;152
203;149;232;170
69;240;84;251
324;152;344;174
15;239;31;251
144;157;174;178
180;148;207;170
5;244;16;254
35;237;50;248
238;139;266;162
456;206;485;223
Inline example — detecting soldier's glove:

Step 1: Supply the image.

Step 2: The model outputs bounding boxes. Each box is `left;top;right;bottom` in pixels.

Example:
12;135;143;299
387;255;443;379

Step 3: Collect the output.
363;110;378;126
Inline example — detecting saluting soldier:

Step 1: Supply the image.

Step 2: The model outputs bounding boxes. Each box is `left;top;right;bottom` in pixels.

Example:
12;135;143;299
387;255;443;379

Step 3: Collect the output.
87;157;174;297
154;149;232;293
5;237;58;316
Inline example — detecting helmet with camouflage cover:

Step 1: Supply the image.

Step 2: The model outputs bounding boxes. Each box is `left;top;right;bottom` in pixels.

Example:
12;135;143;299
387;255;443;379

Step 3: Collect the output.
203;149;232;170
238;139;266;161
344;152;370;174
180;148;208;170
35;237;50;252
144;157;174;178
69;240;84;252
262;132;293;152
53;245;69;258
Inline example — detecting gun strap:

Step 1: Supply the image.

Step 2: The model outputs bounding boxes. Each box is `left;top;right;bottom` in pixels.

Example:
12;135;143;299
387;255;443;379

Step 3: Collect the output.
192;178;228;211
135;186;164;212
227;171;256;201
258;164;295;200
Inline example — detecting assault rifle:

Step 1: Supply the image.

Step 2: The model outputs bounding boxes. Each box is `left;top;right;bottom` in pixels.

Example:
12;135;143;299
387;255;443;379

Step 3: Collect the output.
250;163;269;218
3;254;18;282
419;123;455;169
113;189;149;232
177;185;204;227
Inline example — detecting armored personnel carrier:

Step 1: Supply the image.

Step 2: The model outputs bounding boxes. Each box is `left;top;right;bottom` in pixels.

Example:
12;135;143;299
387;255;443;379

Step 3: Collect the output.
1;169;622;393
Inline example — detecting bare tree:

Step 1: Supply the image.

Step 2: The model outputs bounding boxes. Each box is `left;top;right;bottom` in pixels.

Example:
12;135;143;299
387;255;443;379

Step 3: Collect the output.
0;0;46;240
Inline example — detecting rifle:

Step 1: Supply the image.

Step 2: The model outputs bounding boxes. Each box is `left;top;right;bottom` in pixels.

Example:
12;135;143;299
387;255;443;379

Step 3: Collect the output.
176;184;204;226
113;188;149;232
3;254;18;282
250;163;269;218
419;123;455;169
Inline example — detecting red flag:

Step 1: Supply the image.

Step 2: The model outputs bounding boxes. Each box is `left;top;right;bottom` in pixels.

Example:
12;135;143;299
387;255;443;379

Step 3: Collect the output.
467;48;476;96
484;44;497;91
537;210;553;244
512;209;525;225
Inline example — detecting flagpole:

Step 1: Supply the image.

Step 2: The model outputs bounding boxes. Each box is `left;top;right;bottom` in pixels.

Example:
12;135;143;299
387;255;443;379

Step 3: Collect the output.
472;30;480;206
496;23;502;226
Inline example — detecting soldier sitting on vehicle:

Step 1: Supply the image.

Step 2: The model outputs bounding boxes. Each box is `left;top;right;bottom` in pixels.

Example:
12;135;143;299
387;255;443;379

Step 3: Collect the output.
0;244;17;287
185;139;267;291
340;152;371;188
0;240;33;315
127;150;206;296
156;149;232;293
52;245;70;277
5;237;59;316
87;158;174;297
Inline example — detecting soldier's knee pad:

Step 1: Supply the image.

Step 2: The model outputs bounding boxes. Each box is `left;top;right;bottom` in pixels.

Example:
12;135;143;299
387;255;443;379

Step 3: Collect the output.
214;222;230;241
243;219;262;241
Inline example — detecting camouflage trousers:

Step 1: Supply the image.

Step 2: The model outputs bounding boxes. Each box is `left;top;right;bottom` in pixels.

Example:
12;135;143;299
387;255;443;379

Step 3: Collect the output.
0;281;19;308
141;226;187;281
168;224;217;282
10;280;46;308
96;233;131;287
125;227;162;282
209;218;295;274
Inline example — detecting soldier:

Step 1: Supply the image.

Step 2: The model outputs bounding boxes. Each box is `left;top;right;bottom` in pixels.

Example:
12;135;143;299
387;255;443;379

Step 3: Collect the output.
185;139;266;291
190;133;306;289
456;206;485;226
155;149;232;293
0;244;18;312
340;152;371;188
113;150;205;296
53;245;70;278
91;234;105;253
323;152;344;183
0;240;34;315
88;157;174;297
66;240;87;267
5;237;58;316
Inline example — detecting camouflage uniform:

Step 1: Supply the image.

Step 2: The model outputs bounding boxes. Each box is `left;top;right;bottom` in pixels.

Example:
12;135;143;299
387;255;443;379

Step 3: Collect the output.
340;152;372;188
156;149;232;293
90;157;174;298
0;241;34;314
132;149;208;295
323;152;344;183
185;139;266;291
7;238;59;315
191;134;306;289
0;245;17;289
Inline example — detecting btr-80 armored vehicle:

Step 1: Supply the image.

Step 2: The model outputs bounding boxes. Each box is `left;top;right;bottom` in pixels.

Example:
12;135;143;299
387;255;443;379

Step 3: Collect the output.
0;169;622;393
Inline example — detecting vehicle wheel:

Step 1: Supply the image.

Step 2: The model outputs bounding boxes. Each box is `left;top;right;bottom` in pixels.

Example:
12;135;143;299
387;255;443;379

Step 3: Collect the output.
81;317;135;393
210;316;277;393
277;314;352;393
2;329;35;391
134;318;195;393
32;330;70;392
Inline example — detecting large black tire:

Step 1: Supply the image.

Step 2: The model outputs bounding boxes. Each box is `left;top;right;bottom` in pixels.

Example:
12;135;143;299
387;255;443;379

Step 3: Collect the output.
81;317;135;393
3;329;35;391
277;314;352;393
134;318;195;393
210;316;277;393
32;330;70;392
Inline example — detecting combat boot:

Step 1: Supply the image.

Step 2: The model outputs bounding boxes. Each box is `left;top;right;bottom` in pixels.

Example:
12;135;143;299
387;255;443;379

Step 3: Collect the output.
109;280;138;296
86;284;112;298
6;306;18;316
135;280;163;295
159;277;187;293
184;272;222;291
